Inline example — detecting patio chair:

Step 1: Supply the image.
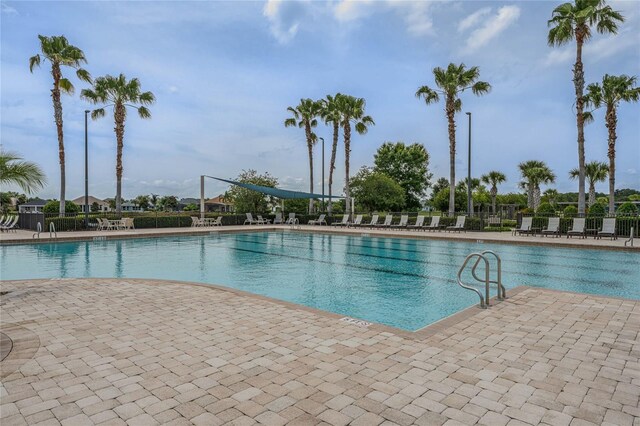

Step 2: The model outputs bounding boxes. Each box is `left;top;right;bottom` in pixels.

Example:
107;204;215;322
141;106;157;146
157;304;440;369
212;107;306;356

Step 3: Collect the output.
308;214;326;225
256;215;271;224
597;217;617;240
424;216;441;231
407;216;425;230
211;216;223;226
122;217;135;230
98;218;113;231
390;214;409;229
514;217;533;236
487;215;501;227
191;216;201;227
348;214;363;227
0;216;19;232
286;213;296;225
244;213;258;225
541;217;560;237
0;215;5;226
273;212;283;224
361;214;379;228
332;214;349;226
566;218;586;239
376;215;394;228
446;216;466;232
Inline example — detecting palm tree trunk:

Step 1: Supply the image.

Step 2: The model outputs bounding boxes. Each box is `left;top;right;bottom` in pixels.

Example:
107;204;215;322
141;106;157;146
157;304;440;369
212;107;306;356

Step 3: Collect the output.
606;104;617;214
527;185;534;210
327;122;339;215
344;122;352;217
491;186;497;215
51;63;65;215
304;123;314;214
533;185;541;211
446;97;456;216
114;103;126;214
588;183;596;207
574;32;586;215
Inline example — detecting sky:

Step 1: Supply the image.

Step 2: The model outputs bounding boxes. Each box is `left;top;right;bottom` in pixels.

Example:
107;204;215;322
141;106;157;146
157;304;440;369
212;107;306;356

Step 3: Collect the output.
1;0;639;201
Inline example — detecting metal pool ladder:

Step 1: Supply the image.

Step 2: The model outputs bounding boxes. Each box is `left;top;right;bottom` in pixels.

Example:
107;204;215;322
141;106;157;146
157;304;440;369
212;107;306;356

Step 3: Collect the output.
457;250;506;309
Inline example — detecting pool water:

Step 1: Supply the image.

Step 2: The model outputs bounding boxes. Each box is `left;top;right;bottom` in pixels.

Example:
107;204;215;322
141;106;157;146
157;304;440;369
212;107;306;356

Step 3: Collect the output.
2;232;638;330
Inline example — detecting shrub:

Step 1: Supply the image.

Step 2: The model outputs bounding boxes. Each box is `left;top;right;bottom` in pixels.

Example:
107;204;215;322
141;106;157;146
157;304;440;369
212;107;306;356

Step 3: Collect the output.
587;203;606;217
616;202;638;215
563;205;578;218
536;202;555;215
520;207;534;215
43;200;79;214
483;226;512;232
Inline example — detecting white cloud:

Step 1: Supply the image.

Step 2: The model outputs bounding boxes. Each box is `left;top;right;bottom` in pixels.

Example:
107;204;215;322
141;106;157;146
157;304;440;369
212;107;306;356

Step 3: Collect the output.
263;0;307;44
1;2;17;14
628;168;637;175
464;5;520;52
334;0;374;22
394;1;434;36
333;0;433;36
544;28;639;67
458;7;491;33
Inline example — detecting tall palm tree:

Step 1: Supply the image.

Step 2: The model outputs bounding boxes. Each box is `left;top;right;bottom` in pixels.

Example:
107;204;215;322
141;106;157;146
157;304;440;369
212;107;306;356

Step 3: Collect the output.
284;99;322;213
481;171;506;214
547;0;624;215
29;35;91;214
583;74;640;212
337;95;374;216
81;74;155;213
320;94;343;215
0;150;46;194
519;161;556;210
569;161;608;207
416;63;491;216
458;177;482;214
543;188;559;206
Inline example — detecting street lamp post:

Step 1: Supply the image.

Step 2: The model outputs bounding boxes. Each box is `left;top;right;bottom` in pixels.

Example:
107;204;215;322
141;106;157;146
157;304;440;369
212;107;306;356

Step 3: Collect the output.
466;112;472;217
319;137;325;211
84;110;90;228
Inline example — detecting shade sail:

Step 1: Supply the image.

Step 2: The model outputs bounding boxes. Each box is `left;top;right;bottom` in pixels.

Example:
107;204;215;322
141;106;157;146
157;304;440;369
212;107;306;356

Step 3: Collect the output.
206;176;344;199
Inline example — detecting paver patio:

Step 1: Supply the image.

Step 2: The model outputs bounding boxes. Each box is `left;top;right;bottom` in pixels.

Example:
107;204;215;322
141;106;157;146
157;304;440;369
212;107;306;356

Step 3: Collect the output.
1;278;639;425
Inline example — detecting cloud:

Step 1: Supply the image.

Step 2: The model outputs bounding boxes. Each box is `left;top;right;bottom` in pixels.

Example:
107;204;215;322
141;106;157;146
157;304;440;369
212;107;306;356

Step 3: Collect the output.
464;5;520;52
394;1;434;36
544;28;639;67
458;7;491;33
263;0;308;44
1;2;17;14
333;0;433;36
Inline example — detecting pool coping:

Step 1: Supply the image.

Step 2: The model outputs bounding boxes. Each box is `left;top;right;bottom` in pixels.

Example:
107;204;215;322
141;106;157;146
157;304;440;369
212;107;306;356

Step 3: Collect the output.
1;225;637;252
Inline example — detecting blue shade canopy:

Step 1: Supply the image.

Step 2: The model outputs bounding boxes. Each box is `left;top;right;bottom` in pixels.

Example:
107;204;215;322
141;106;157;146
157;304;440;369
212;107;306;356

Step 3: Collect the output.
206;176;344;199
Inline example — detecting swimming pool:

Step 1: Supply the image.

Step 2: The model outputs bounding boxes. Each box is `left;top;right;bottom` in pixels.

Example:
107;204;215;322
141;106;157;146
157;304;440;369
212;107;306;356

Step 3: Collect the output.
2;232;638;330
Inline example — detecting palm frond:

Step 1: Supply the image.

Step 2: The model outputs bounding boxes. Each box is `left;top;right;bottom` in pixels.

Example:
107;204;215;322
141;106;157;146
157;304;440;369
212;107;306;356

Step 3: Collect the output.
59;78;75;95
415;86;440;104
137;106;151;119
0;150;47;193
76;68;92;83
471;81;491;96
284;118;297;128
29;54;41;72
91;108;106;120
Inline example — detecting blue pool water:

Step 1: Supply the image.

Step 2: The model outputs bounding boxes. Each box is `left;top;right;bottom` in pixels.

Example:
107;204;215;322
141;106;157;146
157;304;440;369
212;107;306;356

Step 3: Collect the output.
2;232;638;330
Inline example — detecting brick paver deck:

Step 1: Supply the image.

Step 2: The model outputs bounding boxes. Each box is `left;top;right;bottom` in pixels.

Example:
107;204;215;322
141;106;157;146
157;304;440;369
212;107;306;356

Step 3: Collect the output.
1;278;639;425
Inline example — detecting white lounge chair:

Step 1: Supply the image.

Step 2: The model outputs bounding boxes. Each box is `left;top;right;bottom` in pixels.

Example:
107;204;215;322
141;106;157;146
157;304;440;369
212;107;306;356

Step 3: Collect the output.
361;214;379;228
541;217;560;237
121;217;135;230
308;214;326;225
514;217;533;236
191;216;201;227
256;215;271;224
566;218;586;239
597;217;617;240
244;213;259;225
424;216;441;231
1;216;19;232
390;214;409;229
348;214;363;227
376;215;393;228
286;213;296;225
407;216;425;230
446;216;466;232
332;215;349;226
273;212;283;224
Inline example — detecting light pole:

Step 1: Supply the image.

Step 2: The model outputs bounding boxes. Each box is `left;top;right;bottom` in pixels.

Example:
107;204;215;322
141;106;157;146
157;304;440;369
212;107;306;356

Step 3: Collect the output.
466;112;472;217
84;110;90;228
319;137;325;211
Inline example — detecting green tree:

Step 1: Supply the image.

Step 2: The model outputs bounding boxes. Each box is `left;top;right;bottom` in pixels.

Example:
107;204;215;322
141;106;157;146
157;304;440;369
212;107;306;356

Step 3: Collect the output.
430;178;449;203
432;187;467;213
416;63;491;215
160;195;178;211
29;35;91;214
284;98;322;213
373;142;432;210
90;202;100;212
183;203;198;212
0;150;46;194
149;194;159;211
548;0;624;215
224;170;278;214
134;195;150;210
320;94;343;215
457;177;484;214
43;200;79;214
337;94;374;216
569;161;608;207
519;161;555;210
584;74;639;213
481;171;506;214
349;167;405;212
81;74;155;213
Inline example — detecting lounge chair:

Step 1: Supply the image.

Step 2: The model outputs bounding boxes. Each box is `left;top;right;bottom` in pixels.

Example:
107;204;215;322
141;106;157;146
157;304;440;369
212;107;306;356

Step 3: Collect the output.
566;218;586;239
348;214;363;227
0;216;19;232
360;214;379;228
446;216;466;232
286;213;296;225
273;212;283;224
390;214;409;229
541;217;560;237
211;216;222;226
424;216;441;231
191;216;201;227
376;215;393;228
514;217;533;236
256;215;271;224
597;217;617;240
407;216;425;230
244;213;259;225
332;214;349;226
308;214;327;225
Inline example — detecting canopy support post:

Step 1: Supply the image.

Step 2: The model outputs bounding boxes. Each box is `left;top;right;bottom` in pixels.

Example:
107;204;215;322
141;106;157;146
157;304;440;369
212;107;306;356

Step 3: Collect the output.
200;175;205;220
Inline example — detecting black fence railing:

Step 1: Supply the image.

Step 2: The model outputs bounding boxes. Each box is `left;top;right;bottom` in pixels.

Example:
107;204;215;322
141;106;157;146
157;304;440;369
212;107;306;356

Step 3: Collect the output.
517;212;639;238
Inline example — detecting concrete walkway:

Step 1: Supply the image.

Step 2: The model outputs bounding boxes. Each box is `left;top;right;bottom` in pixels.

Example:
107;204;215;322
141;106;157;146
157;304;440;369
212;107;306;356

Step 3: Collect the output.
1;278;638;425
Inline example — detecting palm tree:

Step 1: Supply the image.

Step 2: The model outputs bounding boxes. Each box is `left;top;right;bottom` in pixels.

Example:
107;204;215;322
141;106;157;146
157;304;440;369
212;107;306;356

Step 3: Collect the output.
337;95;374;216
81;74;155;213
458;177;483;214
284;99;322;213
481;171;506;214
320;94;343;215
543;188;559;206
584;74;640;212
569;161;608;207
519;161;556;210
29;35;91;214
547;0;624;215
0;150;46;194
416;63;491;216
